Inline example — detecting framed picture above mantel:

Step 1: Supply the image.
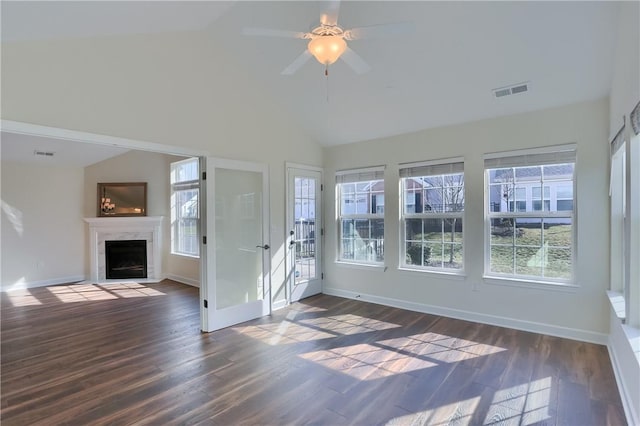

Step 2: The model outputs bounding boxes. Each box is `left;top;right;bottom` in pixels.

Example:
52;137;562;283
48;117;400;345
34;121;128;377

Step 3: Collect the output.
97;182;147;217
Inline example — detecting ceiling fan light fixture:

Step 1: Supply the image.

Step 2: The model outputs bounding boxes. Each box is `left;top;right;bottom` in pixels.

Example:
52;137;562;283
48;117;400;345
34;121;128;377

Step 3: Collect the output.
308;35;347;65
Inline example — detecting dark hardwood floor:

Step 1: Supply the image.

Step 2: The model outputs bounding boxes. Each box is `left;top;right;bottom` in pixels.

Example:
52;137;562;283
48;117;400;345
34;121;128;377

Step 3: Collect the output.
1;280;626;425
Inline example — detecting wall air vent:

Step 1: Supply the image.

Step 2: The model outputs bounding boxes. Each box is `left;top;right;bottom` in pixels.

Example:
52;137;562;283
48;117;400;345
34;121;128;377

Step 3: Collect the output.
493;82;530;98
34;150;55;157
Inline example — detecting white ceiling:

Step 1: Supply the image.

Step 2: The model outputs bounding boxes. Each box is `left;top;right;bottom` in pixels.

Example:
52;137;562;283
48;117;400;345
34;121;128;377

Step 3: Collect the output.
1;1;234;42
1;1;621;148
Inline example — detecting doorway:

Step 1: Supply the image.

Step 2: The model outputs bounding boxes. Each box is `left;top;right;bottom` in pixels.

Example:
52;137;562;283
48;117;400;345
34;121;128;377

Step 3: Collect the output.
286;163;323;303
200;157;271;332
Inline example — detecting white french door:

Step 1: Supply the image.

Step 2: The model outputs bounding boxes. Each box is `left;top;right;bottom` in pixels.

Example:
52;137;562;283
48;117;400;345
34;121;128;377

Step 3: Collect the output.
200;157;271;332
286;164;323;303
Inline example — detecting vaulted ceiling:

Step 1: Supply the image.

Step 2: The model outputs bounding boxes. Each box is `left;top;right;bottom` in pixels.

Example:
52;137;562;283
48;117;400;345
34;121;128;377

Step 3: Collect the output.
2;1;621;151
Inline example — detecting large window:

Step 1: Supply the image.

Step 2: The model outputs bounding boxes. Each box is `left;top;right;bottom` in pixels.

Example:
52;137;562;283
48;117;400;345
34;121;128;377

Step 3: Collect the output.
610;133;626;299
610;111;640;328
485;146;576;283
336;167;385;264
170;158;200;257
400;159;464;272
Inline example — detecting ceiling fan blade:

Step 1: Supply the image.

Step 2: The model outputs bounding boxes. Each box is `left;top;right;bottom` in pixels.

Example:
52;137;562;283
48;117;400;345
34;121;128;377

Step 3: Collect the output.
320;0;341;26
281;50;313;75
340;47;371;75
242;27;306;39
345;22;415;40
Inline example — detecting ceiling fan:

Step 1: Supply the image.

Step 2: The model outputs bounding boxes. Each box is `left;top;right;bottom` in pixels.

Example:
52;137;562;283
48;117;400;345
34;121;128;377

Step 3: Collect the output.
242;0;413;75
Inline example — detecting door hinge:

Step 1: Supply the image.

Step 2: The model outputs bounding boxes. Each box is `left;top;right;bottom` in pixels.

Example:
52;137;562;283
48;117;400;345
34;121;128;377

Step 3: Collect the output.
320;228;324;236
204;299;208;308
203;236;207;244
202;171;207;180
321;273;324;280
321;184;323;191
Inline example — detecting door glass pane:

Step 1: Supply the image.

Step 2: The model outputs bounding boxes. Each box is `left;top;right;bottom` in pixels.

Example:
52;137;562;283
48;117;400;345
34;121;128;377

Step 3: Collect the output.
215;168;263;309
295;177;317;284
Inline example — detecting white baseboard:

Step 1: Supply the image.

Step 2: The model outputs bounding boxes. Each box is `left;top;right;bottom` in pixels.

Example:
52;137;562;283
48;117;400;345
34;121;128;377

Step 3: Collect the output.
608;341;640;426
607;319;640;426
322;287;608;345
1;275;86;292
164;273;200;288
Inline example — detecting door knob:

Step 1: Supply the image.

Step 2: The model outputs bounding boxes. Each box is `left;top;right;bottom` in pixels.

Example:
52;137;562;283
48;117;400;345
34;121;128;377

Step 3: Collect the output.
256;244;270;250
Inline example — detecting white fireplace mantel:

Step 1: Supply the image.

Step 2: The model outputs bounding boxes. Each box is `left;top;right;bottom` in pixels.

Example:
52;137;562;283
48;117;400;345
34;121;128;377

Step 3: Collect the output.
84;216;163;283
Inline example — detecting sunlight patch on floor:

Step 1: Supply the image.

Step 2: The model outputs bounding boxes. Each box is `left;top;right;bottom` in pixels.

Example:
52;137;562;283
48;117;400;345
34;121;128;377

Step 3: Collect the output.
105;283;166;298
235;312;400;346
234;320;335;345
297;314;400;335
293;304;328;313
5;289;43;306
386;396;481;425
380;332;506;363
299;343;439;380
47;283;166;303
48;284;118;302
384;377;553;425
298;332;506;381
484;377;552;425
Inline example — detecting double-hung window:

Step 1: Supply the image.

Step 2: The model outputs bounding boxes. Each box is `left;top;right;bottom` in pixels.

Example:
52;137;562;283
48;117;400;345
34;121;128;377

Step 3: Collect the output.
400;158;464;272
170;158;200;257
336;167;385;264
611;101;640;328
485;145;576;283
610;126;626;300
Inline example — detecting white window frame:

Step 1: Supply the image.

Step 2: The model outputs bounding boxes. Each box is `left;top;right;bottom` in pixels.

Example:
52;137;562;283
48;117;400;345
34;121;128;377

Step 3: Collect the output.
627;132;640;328
611;114;640;328
484;145;577;286
170;157;200;258
336;166;385;266
399;157;465;274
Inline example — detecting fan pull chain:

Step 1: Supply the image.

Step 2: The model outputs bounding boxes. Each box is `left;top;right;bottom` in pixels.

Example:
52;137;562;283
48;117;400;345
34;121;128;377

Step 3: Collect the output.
325;64;330;103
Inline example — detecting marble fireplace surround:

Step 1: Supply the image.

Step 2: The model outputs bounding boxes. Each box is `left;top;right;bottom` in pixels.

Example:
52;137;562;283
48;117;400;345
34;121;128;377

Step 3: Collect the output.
84;216;163;283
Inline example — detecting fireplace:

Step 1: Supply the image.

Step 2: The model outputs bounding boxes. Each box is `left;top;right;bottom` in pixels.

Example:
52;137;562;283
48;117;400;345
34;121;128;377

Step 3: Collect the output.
105;240;148;279
85;216;163;283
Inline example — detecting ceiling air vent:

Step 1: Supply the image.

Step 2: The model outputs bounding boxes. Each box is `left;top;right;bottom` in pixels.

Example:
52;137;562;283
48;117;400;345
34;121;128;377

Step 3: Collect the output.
34;150;55;157
493;82;529;98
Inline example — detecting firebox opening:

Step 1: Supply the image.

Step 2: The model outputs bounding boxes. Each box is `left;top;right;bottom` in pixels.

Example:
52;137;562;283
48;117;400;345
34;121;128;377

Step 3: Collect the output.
105;240;147;279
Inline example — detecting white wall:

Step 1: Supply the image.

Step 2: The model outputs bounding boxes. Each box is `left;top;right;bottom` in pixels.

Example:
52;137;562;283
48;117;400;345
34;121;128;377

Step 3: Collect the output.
609;1;640;138
324;98;610;342
1;161;85;289
1;30;323;305
83;150;180;218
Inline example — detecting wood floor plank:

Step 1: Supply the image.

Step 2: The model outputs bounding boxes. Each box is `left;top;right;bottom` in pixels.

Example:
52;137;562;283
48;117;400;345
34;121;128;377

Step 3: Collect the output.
1;280;627;425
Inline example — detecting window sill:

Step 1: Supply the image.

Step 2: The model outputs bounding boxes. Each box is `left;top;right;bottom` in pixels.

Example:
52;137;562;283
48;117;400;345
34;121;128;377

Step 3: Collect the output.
335;261;386;271
398;267;466;281
483;275;578;292
170;252;200;260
